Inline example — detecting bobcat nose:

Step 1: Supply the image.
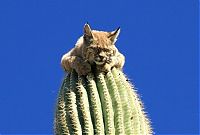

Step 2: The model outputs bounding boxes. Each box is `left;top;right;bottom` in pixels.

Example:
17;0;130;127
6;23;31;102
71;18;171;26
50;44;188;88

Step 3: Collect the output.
95;56;105;62
95;57;101;61
99;52;105;57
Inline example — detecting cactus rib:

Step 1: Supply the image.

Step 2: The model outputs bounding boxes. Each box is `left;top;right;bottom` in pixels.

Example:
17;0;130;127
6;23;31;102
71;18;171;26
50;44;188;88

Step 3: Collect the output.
119;71;152;134
75;76;94;134
96;72;115;134
65;71;82;134
105;71;125;134
55;77;70;135
86;73;105;134
112;68;133;135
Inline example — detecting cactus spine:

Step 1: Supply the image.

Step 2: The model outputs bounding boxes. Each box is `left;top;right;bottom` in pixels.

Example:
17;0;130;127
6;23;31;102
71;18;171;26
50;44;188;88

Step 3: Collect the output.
54;68;152;135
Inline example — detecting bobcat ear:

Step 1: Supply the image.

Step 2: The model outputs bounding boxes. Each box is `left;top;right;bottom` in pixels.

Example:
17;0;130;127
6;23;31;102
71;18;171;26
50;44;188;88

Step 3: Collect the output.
83;23;93;42
108;27;120;44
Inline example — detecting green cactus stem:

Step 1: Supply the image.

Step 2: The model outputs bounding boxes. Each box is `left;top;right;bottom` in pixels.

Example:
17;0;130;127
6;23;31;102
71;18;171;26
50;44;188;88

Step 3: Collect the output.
54;67;152;135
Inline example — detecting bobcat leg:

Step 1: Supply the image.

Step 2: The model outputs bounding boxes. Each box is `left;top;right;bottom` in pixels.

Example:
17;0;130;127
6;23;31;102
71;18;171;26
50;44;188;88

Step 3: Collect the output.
96;63;111;73
112;53;125;69
61;54;91;75
96;53;125;72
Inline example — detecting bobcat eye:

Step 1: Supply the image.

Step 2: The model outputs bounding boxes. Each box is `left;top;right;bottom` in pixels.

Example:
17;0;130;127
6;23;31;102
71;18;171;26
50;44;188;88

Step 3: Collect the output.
107;50;115;56
87;47;98;54
110;50;116;55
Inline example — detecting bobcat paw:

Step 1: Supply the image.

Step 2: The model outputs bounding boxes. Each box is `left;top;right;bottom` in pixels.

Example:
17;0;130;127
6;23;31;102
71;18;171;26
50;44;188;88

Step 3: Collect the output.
96;63;111;73
76;62;91;76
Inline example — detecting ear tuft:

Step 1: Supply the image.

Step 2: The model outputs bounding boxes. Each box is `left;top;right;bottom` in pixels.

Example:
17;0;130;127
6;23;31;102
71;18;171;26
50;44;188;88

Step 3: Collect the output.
108;27;121;44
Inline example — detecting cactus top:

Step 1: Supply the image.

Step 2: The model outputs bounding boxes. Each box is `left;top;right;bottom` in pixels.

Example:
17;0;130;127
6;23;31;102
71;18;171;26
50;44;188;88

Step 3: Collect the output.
54;68;152;135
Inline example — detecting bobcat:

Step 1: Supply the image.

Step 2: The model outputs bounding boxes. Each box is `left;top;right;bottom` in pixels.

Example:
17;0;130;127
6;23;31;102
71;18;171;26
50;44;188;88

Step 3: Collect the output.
61;23;125;75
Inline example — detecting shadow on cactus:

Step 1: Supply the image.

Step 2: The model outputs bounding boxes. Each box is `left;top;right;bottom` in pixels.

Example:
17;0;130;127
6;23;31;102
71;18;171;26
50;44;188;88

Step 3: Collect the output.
54;23;152;135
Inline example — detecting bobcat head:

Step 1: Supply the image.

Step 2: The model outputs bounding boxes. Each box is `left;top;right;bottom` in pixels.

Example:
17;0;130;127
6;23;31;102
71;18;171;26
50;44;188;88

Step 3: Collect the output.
82;24;120;66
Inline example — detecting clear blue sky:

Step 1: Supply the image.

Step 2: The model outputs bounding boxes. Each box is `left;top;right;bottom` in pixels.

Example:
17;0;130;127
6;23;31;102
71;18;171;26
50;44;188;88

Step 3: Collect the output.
0;0;199;134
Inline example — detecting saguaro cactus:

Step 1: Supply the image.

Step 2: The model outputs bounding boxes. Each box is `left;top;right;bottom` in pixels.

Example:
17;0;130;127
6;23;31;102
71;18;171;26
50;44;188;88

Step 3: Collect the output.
54;67;152;135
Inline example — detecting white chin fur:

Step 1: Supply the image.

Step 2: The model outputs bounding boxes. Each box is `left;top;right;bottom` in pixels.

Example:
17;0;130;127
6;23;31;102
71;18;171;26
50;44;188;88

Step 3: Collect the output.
94;61;104;65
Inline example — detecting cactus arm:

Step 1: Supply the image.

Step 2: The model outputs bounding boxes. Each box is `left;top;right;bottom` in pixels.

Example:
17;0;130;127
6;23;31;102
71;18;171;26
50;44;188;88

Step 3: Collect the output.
75;76;94;134
96;72;115;134
86;73;105;134
105;71;125;134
